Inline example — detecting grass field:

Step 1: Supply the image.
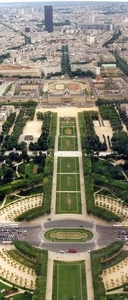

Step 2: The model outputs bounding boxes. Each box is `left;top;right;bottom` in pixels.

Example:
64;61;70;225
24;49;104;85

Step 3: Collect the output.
52;261;87;300
13;293;32;300
56;192;81;214
45;228;93;242
57;174;80;191
57;157;79;173
18;160;35;176
59;125;77;136
58;117;78;150
58;136;78;151
0;281;12;290
5;195;19;205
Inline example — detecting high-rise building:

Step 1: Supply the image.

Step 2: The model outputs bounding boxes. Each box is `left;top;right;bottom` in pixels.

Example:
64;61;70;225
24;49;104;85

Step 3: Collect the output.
25;27;30;33
44;6;53;33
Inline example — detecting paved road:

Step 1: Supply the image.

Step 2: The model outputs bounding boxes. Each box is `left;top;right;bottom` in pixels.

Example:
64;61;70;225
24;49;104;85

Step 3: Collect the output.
20;218;115;252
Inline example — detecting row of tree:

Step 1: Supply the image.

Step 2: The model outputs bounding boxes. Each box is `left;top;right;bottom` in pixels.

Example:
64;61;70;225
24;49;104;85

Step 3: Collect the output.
60;45;95;78
0;53;10;64
2;112;16;135
83;111;107;153
102;30;122;47
99;105;123;131
61;44;71;75
29;111;52;151
111;51;128;76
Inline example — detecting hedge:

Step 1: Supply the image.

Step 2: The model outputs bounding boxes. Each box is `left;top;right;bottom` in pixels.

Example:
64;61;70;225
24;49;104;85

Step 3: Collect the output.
14;240;41;259
102;250;128;269
49;112;57;149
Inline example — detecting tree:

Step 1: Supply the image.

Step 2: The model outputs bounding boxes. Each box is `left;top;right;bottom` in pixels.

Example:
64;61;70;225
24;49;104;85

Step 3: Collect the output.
3;167;14;183
36;112;44;120
21;150;29;162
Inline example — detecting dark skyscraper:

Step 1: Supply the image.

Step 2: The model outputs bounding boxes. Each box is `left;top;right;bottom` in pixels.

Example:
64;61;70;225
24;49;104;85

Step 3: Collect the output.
25;27;30;33
44;6;53;33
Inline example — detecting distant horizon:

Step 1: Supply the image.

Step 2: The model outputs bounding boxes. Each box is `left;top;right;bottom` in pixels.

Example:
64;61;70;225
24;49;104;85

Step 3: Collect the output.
0;0;128;3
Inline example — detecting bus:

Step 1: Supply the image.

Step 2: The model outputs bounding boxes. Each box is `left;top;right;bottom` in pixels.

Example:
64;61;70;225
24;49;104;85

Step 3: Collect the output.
2;224;19;229
66;249;76;253
2;241;13;244
9;223;19;229
123;224;128;229
112;225;123;228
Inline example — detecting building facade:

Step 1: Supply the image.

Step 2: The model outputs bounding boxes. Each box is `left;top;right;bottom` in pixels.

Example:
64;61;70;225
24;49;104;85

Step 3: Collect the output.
44;6;53;33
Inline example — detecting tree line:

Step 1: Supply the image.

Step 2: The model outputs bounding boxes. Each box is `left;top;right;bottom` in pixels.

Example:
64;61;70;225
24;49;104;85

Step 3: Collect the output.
102;30;122;48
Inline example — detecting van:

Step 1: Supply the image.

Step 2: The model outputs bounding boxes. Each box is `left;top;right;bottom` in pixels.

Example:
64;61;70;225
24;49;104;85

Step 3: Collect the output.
59;250;65;253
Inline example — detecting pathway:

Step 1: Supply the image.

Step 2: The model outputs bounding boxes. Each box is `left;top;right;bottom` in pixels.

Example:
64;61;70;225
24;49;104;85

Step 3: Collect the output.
85;252;94;300
50;113;59;216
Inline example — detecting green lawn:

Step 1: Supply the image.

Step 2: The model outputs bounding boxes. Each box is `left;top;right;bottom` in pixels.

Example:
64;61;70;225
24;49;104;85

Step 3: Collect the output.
52;261;87;300
18;160;40;177
0;281;12;290
18;161;34;176
57;157;79;173
8;250;35;269
57;174;80;191
56;192;81;214
58;136;78;151
5;195;19;205
59;125;77;136
26;161;36;176
13;293;32;300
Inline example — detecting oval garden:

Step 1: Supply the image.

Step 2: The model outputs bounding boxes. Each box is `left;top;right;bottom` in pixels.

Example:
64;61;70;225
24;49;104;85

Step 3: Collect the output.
44;228;93;242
